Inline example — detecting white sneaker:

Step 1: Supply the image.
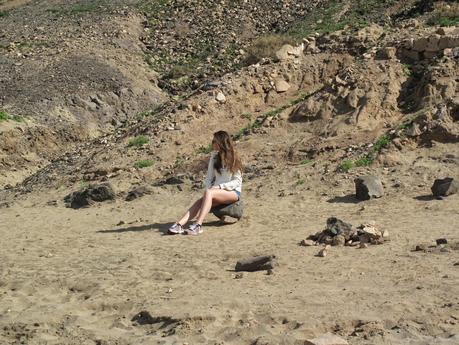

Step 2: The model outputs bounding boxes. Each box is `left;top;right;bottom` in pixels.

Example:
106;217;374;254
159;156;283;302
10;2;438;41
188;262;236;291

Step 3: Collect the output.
168;223;184;235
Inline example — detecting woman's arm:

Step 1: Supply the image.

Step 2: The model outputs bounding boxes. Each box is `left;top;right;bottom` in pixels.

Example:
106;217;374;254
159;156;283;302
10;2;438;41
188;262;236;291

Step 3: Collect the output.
204;152;217;189
218;170;242;191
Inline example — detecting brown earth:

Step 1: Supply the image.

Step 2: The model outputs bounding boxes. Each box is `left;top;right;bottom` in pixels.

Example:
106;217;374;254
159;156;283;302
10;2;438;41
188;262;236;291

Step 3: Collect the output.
1;1;459;344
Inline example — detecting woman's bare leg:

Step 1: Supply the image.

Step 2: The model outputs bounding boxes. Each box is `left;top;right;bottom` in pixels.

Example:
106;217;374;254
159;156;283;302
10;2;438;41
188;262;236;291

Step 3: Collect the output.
195;189;238;225
176;198;202;225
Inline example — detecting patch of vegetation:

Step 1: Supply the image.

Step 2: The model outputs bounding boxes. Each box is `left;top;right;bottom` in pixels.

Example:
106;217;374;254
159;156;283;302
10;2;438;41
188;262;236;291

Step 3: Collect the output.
244;34;296;64
0;10;9;17
233;91;315;141
47;1;107;16
134;159;154;169
427;2;459;27
0;111;23;122
128;135;149;147
287;0;397;40
354;156;372;167
296;179;305;186
197;144;212;155
300;158;313;165
339;159;354;172
402;63;413;77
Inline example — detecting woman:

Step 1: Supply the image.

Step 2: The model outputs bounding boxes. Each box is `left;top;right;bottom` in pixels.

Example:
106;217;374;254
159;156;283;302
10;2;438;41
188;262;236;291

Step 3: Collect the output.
168;130;243;235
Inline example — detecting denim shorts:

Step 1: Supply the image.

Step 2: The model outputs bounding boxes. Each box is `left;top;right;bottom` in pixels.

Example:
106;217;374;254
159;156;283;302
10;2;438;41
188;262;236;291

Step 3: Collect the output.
234;190;241;200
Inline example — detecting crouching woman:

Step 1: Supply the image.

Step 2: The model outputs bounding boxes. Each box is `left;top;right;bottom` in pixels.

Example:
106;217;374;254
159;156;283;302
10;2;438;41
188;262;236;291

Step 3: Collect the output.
168;130;242;235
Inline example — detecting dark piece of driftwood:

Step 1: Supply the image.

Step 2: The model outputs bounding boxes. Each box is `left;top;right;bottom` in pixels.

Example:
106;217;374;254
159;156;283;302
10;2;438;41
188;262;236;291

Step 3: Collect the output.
235;255;278;272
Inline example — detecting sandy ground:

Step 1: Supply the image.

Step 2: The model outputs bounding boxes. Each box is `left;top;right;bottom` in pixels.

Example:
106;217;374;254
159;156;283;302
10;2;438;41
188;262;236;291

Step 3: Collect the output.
1;176;458;345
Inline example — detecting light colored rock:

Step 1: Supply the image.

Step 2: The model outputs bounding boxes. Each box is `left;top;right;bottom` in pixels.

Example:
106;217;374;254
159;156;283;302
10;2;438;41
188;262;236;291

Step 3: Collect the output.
216;92;226;103
300;239;315;247
275;43;303;61
275;79;290;93
379;47;397;60
305;332;349;345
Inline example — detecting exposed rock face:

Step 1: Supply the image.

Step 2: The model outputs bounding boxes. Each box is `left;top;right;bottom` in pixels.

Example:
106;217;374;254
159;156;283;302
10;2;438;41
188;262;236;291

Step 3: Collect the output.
64;183;115;209
355;176;384;200
431;178;459;197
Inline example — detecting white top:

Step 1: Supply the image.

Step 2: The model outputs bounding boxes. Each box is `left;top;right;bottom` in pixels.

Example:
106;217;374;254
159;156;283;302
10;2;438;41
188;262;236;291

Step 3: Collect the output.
204;151;242;193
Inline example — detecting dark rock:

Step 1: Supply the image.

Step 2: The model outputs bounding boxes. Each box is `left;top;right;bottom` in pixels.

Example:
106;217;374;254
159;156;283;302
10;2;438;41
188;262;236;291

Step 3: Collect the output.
64;183;115;209
235;255;277;272
165;176;185;185
131;311;155;325
125;186;151;201
211;200;244;220
355;175;384;200
436;238;448;245
431;178;459;197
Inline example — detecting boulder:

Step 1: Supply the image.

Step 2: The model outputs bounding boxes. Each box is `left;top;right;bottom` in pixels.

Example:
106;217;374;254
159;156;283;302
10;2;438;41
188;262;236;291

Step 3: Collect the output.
274;44;303;61
212;200;244;219
305;333;348;345
274;79;290;93
64;183;115;209
355;176;384;200
431;178;459;197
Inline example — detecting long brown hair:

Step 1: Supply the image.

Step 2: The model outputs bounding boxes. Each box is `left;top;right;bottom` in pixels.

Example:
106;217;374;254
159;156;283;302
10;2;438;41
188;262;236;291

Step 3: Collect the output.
212;130;242;174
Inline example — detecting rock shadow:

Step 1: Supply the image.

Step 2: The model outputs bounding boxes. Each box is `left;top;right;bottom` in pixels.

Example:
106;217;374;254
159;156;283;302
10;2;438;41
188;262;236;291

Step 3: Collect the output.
414;195;436;201
327;194;361;204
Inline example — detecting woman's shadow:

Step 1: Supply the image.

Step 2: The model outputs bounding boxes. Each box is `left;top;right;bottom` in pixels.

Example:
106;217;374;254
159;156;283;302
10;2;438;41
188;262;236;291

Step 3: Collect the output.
97;220;232;236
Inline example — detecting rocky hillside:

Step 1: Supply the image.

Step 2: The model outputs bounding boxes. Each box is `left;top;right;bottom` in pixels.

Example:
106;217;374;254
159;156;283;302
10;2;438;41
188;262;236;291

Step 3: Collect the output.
1;0;459;191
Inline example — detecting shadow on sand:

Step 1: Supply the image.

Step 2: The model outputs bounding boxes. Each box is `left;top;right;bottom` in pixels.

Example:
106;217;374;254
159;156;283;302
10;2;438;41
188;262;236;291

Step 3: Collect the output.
414;195;438;201
97;220;233;235
327;194;361;204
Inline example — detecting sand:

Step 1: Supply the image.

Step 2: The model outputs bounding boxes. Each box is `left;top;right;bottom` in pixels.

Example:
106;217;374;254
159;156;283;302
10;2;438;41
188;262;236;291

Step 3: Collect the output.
1;178;458;344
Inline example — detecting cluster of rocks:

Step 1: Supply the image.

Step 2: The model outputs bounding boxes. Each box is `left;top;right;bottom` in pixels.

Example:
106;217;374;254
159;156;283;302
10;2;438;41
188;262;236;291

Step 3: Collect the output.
64;183;115;209
399;27;459;61
302;217;389;249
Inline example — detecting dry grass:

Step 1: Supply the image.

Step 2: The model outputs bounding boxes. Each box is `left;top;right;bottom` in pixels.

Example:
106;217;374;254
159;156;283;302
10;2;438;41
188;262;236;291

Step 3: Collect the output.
428;2;459;26
243;34;296;65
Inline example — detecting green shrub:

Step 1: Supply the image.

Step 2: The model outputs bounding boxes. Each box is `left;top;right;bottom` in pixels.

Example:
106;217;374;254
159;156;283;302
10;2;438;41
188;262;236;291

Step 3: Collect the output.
197;144;212;155
0;111;23;122
128;135;149;147
300;158;313;165
339;160;354;172
134;159;154;169
355;156;372;167
0;10;9;17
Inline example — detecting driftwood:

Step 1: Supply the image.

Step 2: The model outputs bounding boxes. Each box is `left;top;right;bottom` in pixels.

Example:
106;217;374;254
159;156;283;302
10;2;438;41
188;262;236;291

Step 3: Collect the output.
235;255;278;272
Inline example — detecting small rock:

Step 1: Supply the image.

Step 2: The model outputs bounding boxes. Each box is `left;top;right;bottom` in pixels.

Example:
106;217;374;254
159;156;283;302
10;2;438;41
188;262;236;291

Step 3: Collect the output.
415;244;427;251
360;243;369;249
266;269;274;275
125;186;151;201
300;239;316;246
436;238;448;245
234;273;244;279
216;92;226;103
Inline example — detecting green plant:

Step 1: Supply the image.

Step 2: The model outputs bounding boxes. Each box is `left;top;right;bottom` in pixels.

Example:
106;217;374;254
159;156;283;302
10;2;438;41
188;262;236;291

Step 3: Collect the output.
0;10;9;17
128;135;149;147
339;160;354;172
197;144;212;155
134;159;154;169
355;156;372;167
427;2;459;27
0;111;23;122
300;158;313;165
296;179;305;186
402;63;413;77
373;134;390;153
